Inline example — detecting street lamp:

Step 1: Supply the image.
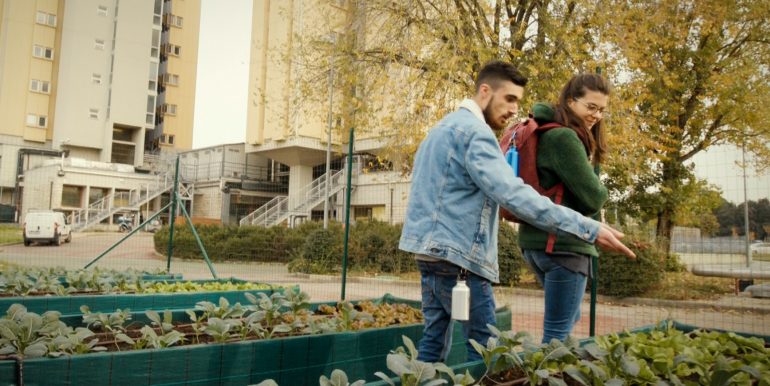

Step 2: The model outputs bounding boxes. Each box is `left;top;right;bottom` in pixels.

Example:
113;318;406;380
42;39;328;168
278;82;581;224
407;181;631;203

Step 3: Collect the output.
323;33;337;229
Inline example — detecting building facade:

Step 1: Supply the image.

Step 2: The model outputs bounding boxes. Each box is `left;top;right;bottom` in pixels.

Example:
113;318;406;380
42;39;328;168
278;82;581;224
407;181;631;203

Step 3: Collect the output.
0;0;200;225
242;0;411;227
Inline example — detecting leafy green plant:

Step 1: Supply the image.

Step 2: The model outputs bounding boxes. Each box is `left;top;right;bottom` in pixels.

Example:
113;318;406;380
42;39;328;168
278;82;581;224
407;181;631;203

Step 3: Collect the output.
47;327;107;356
80;305;131;333
146;309;174;333
374;335;474;386
0;304;55;358
116;325;184;349
202;318;234;343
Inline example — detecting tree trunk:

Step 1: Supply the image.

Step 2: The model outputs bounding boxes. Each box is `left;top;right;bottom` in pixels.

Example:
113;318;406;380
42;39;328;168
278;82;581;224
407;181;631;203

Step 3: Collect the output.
656;208;673;255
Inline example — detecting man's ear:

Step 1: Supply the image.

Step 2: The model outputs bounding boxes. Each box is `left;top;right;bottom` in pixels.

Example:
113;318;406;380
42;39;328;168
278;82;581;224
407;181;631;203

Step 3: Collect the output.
476;83;492;106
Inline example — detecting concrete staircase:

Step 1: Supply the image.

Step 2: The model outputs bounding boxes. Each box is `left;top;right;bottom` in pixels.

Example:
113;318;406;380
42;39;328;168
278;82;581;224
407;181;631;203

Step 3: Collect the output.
239;167;351;227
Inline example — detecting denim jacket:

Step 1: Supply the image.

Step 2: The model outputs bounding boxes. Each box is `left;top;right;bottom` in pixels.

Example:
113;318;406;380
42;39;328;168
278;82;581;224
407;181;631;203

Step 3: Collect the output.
399;100;600;283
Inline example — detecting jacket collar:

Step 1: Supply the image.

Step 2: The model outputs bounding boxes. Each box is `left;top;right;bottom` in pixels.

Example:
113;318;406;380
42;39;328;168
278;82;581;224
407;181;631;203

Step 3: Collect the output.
459;99;485;124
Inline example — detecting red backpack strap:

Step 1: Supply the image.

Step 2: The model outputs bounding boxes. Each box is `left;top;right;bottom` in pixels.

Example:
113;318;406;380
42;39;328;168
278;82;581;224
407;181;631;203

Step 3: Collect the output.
533;122;563;254
544;182;565;253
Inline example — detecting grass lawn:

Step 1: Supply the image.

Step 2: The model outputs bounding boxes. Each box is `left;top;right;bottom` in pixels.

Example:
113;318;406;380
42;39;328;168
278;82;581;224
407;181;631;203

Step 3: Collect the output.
0;224;21;245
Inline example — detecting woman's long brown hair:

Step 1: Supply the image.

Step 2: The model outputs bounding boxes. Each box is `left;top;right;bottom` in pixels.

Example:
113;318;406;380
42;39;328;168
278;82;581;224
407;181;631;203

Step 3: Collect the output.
553;73;611;165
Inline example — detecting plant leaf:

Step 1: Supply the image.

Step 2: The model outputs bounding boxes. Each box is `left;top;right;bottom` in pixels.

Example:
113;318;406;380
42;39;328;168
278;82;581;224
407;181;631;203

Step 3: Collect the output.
373;372;396;386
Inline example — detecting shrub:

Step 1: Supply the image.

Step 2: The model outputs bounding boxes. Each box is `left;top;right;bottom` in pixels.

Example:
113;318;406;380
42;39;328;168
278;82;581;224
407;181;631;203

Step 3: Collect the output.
497;223;524;286
596;232;665;297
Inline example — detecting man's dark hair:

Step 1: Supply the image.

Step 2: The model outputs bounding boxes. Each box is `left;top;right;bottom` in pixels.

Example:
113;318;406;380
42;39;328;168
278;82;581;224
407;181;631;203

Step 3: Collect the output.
475;61;528;91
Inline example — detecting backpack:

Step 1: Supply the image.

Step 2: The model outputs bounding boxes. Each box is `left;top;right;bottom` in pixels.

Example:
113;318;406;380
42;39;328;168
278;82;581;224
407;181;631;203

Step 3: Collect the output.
499;116;564;252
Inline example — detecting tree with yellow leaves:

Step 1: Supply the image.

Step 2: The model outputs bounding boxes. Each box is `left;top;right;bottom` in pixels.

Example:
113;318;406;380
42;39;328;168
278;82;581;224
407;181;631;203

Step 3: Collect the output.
599;0;770;249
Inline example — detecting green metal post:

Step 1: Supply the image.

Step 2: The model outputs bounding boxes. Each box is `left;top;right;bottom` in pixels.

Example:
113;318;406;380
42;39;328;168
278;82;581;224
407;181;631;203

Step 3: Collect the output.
177;200;218;278
85;203;170;269
341;126;354;300
590;255;598;337
590;66;602;337
166;157;180;272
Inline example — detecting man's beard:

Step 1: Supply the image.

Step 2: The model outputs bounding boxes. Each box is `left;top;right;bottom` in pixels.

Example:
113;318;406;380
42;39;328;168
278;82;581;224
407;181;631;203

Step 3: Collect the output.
483;96;504;131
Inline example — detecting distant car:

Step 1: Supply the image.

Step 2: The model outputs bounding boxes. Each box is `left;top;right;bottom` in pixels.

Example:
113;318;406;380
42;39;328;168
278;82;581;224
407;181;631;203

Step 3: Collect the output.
23;210;72;246
750;242;770;255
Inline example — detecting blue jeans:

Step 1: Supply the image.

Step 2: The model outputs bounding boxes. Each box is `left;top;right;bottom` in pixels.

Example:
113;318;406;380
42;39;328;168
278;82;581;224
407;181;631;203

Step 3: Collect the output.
522;249;587;344
416;260;497;363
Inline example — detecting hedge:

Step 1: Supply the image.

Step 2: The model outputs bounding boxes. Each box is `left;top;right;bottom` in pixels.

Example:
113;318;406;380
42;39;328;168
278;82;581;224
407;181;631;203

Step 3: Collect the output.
153;220;525;284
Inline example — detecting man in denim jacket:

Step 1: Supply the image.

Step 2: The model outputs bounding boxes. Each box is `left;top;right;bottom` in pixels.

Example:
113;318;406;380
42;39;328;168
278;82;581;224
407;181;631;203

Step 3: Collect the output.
399;61;635;363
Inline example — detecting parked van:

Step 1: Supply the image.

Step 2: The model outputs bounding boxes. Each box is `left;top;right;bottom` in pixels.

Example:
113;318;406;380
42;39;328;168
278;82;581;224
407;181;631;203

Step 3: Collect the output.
23;210;72;246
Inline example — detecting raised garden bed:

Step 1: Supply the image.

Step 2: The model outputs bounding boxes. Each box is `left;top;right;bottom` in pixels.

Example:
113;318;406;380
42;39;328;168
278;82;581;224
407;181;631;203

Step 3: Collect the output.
365;320;770;386
0;266;183;298
0;278;281;315
0;292;511;386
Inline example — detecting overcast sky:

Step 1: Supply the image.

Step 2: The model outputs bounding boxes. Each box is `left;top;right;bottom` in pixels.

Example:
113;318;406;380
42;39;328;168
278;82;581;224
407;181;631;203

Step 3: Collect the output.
192;0;251;149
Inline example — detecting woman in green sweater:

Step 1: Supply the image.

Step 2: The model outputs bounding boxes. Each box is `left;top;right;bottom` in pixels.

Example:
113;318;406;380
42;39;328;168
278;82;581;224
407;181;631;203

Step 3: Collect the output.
519;73;611;343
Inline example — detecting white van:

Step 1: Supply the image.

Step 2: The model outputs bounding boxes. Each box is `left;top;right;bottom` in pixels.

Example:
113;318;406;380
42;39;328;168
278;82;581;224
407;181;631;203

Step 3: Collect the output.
23;210;72;246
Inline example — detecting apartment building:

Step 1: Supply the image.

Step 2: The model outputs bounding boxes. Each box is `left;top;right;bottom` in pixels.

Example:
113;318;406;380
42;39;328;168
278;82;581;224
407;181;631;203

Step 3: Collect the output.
0;0;200;226
242;0;411;227
148;0;199;152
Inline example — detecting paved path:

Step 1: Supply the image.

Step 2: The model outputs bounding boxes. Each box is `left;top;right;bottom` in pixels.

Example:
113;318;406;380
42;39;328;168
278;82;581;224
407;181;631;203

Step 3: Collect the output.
2;233;769;340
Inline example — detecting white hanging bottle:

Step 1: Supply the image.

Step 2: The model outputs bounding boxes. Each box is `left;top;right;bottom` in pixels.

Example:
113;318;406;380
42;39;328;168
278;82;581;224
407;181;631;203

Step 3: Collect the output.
451;280;470;321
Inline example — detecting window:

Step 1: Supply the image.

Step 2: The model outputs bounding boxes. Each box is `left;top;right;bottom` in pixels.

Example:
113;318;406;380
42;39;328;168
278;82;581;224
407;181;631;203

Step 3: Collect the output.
29;79;51;94
26;114;47;128
168;135;175;145
97;5;108;16
353;207;373;221
167;14;183;28
92;73;102;84
161;103;177;116
94;39;105;50
61;185;83;207
164;44;181;56
89;108;99;119
150;29;160;57
163;73;179;86
32;45;54;60
35;11;57;27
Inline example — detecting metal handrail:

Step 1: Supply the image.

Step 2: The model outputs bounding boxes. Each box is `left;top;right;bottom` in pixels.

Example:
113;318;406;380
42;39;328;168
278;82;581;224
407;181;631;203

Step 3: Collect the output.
240;163;356;227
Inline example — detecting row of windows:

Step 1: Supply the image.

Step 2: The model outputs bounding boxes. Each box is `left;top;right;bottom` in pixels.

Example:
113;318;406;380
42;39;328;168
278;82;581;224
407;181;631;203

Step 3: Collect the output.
25;107;101;128
36;5;109;27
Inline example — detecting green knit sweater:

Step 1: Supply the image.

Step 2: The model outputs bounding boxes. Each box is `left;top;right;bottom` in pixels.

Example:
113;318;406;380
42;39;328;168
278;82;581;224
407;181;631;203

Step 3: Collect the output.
517;103;608;257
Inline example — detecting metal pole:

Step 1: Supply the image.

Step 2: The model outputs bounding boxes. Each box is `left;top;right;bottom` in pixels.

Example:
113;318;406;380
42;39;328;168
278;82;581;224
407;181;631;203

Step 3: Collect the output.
167;157;180;272
341;127;354;300
85;203;170;269
177;200;218;278
323;59;334;229
743;140;751;266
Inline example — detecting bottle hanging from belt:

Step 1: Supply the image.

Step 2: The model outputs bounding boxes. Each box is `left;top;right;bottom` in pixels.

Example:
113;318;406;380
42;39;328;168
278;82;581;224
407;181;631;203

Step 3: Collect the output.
451;270;470;321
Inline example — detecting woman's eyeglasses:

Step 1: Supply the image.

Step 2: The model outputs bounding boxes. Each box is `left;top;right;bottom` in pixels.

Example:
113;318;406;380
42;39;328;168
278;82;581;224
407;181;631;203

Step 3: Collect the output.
574;99;609;117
